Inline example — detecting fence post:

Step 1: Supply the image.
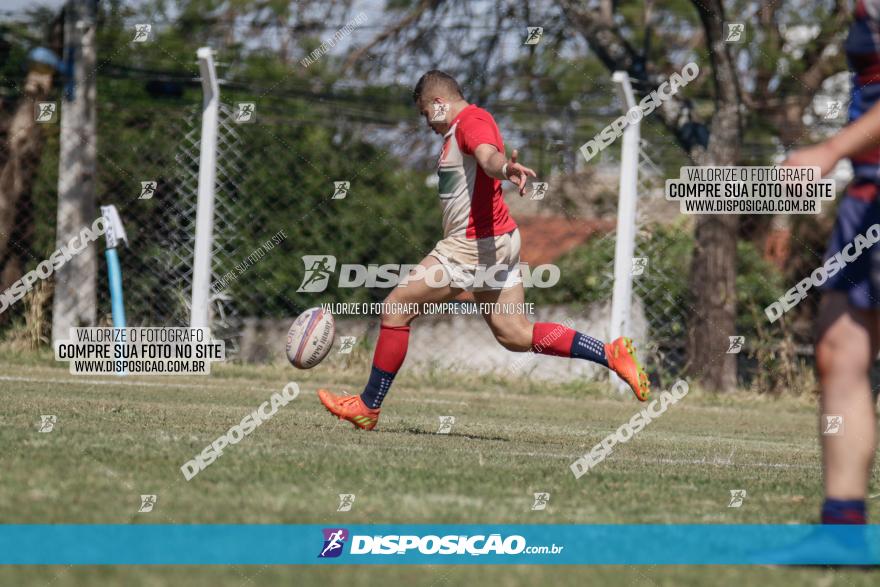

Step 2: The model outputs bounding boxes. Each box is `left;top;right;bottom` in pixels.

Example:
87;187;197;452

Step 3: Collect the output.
52;0;98;344
190;47;219;329
609;71;640;392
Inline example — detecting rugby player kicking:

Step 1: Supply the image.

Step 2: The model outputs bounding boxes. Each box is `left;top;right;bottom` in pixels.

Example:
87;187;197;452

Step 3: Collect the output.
318;70;650;430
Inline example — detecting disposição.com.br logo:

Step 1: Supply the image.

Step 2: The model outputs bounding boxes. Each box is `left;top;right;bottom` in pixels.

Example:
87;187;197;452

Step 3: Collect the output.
317;528;563;558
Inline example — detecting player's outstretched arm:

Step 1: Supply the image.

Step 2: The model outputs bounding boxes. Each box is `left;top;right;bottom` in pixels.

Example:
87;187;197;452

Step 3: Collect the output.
474;145;537;196
783;99;880;176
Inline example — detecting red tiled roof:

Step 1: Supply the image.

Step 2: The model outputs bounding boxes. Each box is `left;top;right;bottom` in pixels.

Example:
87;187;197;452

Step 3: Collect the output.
516;215;614;265
453;215;613;301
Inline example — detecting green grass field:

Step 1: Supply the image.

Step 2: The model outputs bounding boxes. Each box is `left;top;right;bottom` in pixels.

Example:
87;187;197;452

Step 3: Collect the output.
1;349;878;586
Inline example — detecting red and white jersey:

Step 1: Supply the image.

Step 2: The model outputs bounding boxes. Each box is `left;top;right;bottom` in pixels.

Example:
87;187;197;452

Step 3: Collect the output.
437;105;517;239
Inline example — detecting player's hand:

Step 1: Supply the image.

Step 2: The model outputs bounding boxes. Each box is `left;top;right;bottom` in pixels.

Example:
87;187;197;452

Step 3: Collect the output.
505;149;537;196
781;142;840;178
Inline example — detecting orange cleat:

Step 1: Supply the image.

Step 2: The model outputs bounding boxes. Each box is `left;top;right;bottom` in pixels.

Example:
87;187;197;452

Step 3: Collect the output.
317;389;380;430
605;337;651;402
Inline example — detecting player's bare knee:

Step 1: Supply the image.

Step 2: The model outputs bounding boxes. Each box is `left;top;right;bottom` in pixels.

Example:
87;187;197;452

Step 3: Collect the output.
815;334;870;381
380;294;418;326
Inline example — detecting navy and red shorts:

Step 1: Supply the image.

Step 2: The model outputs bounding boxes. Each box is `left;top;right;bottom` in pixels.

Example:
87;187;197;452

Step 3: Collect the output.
824;183;880;308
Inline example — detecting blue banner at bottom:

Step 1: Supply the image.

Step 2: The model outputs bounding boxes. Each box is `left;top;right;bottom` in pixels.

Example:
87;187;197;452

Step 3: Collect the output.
1;525;879;565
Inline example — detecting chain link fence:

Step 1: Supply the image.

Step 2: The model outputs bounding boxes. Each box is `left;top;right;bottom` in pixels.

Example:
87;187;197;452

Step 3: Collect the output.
4;68;697;386
91;80;443;353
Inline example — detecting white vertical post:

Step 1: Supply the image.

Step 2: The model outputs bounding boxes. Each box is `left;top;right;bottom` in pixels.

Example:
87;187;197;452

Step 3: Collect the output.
190;47;219;329
609;71;640;392
53;0;98;344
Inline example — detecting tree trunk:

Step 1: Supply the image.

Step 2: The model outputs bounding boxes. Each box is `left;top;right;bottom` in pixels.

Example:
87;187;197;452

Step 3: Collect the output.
0;68;54;292
687;214;739;391
687;0;742;392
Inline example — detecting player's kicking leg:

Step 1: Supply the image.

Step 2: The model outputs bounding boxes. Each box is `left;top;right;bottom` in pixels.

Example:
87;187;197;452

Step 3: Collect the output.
472;281;651;401
814;291;880;524
317;256;461;430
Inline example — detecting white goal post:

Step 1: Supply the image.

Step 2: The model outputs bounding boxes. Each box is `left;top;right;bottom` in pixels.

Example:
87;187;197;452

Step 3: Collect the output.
608;71;641;392
190;47;220;329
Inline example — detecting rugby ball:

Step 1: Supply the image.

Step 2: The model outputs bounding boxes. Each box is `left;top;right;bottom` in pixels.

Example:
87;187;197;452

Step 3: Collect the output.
286;307;335;369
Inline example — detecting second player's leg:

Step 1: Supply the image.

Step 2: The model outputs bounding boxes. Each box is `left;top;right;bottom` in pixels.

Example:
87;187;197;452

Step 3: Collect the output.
815;291;880;506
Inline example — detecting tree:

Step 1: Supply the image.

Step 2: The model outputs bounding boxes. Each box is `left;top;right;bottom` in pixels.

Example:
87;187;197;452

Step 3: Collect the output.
559;0;847;391
0;9;63;302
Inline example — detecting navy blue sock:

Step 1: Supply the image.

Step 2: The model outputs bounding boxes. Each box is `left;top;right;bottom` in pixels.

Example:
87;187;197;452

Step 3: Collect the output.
360;365;396;409
821;498;866;524
570;332;608;367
